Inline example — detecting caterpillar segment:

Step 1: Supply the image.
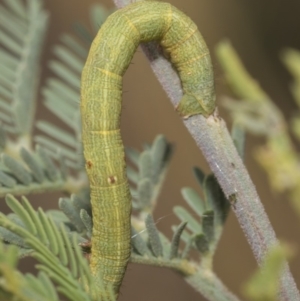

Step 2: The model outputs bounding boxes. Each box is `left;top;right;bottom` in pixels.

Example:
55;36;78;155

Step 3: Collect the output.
80;1;215;298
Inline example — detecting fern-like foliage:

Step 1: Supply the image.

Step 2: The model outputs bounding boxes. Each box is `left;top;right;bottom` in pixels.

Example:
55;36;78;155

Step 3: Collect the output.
58;192;92;238
129;168;230;265
0;194;115;301
44;135;172;243
0;145;86;197
0;0;48;150
126;135;172;212
0;1;249;300
0;134;172;300
0;241;60;301
173;170;230;259
169;123;243;262
243;243;293;301
45;130;233;271
0;1;112;198
130;125;243;270
0;126;241;300
132;214;186;260
36;5;113;171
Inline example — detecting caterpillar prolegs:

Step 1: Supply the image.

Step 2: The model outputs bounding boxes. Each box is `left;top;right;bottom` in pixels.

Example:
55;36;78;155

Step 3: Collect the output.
80;0;215;297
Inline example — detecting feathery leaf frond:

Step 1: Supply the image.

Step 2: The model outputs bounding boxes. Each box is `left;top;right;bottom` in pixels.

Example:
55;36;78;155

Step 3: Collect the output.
0;240;60;301
171;124;246;259
172;167;230;258
36;4;111;172
0;194;113;301
169;221;187;259
126;135;173;212
0;146;84;197
145;214;163;257
0;0;48;146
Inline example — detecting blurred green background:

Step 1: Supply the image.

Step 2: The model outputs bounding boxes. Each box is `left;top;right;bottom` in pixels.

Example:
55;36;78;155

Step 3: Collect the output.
2;0;300;300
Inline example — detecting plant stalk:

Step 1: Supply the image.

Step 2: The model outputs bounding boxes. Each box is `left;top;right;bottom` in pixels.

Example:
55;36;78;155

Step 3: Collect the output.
131;254;241;301
113;0;300;300
186;271;241;301
185;112;300;301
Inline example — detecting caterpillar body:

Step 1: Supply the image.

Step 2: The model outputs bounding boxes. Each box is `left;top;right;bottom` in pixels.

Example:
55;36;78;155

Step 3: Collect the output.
80;0;215;297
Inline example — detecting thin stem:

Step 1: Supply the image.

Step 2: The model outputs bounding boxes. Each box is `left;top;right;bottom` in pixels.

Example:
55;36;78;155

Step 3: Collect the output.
131;255;241;301
0;181;65;198
0;175;87;198
186;271;241;301
186;112;300;301
130;254;197;275
112;1;300;300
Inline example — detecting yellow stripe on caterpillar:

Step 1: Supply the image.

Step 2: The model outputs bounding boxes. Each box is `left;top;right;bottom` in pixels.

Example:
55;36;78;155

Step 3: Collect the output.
81;1;215;298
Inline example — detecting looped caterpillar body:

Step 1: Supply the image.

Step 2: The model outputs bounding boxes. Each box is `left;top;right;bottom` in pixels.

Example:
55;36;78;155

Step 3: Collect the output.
80;1;215;297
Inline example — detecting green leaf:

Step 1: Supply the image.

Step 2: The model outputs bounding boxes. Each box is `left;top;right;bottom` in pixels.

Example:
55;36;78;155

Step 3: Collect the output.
131;226;150;256
173;206;201;233
5;194;37;235
72;21;93;44
202;210;214;243
59;198;85;233
36;146;59;181
60;34;88;58
181;237;194;259
216;40;269;102
71;193;91;216
0;126;6;150
26;274;48;299
60;225;78;278
80;209;92;237
171;224;191;244
151;135;168;182
53;45;84;73
137;177;153;206
58;152;68;179
0;194;96;297
46;78;78;104
3;0;27;19
243;243;293;301
194;234;209;254
193;167;205;188
126;147;140;166
20;147;45;183
231;122;245;160
0;225;28;247
2;154;32;185
169;221;187;259
0;29;22;54
35;136;77;162
159;232;170;259
126;135;172;214
46;210;69;224
145;214;163;257
37;272;58;301
181;187;205;216
3;240;19;268
89;4;111;32
0;169;16;187
139;150;152;180
126;165;139;184
0;0;48;136
203;175;230;226
0;226;61;301
36;121;77;148
38;209;58;255
48;61;80;89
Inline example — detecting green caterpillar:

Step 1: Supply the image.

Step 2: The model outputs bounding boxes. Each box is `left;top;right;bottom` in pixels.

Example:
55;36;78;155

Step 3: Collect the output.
80;0;215;297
